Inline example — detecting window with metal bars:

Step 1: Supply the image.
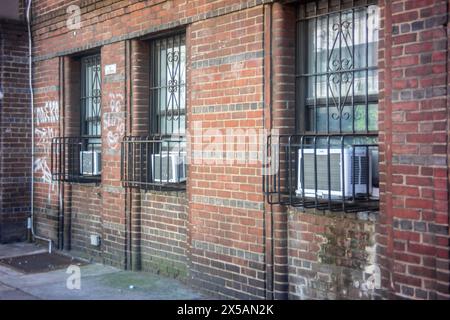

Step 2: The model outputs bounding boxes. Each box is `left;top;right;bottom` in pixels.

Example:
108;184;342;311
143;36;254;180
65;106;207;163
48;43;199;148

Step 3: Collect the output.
265;0;380;213
121;34;187;190
150;34;186;137
51;54;102;183
81;54;102;143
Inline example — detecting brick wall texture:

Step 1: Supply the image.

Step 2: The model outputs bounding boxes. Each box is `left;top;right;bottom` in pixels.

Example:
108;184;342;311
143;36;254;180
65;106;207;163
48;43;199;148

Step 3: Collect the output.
0;19;30;243
0;0;448;300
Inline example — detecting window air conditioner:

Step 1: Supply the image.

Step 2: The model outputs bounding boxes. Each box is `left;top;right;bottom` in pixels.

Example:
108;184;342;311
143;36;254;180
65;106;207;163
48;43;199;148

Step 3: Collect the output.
151;152;187;183
296;147;373;199
80;150;102;175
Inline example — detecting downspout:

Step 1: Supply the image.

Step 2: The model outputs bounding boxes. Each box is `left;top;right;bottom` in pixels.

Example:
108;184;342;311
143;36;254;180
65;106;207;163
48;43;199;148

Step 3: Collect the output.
262;2;275;300
268;3;275;300
26;0;52;253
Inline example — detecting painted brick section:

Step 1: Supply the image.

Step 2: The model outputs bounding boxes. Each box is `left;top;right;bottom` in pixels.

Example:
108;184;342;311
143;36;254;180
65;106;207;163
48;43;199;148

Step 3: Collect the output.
377;0;450;299
0;20;31;243
288;210;378;300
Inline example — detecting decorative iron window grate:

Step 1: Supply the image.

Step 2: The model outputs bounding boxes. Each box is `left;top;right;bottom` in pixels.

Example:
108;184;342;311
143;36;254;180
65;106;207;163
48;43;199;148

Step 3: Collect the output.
150;34;186;137
265;0;379;213
52;54;102;183
51;137;102;183
297;0;379;134
121;33;187;191
81;54;102;140
121;136;187;191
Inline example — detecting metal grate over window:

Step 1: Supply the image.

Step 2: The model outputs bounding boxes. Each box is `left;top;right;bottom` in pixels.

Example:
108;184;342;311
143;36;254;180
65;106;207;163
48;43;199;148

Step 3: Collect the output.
297;0;379;134
265;1;379;213
122;33;187;191
150;34;186;137
81;54;102;141
51;54;102;183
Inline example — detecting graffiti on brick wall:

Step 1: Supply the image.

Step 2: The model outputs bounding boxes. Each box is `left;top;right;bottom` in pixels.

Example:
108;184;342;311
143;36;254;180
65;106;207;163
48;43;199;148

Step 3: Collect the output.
34;158;52;186
35;127;56;153
104;93;125;149
36;101;59;124
34;157;55;202
34;101;59;202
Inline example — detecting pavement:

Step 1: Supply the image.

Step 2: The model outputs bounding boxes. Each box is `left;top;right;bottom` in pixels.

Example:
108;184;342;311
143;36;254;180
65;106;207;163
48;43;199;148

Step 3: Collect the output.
0;242;208;300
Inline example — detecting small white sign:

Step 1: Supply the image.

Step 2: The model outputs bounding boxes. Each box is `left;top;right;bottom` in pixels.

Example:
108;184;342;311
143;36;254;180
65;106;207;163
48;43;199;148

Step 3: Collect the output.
105;64;116;75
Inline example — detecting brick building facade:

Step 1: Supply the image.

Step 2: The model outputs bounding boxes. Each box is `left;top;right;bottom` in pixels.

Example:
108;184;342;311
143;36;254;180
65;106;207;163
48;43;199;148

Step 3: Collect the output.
0;2;30;243
0;0;449;299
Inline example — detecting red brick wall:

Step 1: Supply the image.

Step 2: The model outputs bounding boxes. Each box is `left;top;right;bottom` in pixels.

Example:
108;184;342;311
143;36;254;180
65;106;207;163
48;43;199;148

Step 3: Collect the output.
187;6;266;299
27;0;450;300
377;0;450;299
288;209;378;299
127;39;189;277
0;20;30;243
140;191;189;278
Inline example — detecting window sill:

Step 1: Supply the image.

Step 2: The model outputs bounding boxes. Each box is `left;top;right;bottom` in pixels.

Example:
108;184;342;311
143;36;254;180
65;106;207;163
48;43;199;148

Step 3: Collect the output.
288;205;379;222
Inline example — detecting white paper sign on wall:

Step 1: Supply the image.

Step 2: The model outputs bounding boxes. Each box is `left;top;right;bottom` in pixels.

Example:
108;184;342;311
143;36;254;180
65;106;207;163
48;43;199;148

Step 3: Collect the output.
105;64;117;75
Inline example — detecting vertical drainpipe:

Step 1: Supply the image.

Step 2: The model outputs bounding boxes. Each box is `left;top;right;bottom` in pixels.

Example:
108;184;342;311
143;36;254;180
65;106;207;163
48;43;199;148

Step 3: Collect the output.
125;40;132;270
57;56;64;250
27;0;53;253
262;2;275;300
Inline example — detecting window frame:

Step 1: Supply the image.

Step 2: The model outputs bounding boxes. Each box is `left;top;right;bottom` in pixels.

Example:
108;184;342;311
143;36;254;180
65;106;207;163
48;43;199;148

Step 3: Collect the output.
296;0;379;135
264;0;380;213
120;32;187;191
149;33;187;138
80;53;102;151
51;53;102;183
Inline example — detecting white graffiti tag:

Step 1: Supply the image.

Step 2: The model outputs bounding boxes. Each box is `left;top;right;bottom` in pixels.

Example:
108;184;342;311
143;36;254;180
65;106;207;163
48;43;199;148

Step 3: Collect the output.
104;93;125;149
35;127;56;153
36;101;59;124
34;157;55;202
34;101;59;202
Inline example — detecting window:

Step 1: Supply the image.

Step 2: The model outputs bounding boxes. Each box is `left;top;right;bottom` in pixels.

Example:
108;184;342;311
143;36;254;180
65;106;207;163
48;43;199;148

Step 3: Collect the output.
81;54;102;146
150;34;186;137
297;1;379;134
121;34;187;190
51;54;102;183
265;1;379;213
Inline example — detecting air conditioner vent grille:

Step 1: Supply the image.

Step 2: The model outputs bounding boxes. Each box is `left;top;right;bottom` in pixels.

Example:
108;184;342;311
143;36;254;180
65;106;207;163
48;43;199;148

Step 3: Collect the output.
302;153;341;191
352;155;369;185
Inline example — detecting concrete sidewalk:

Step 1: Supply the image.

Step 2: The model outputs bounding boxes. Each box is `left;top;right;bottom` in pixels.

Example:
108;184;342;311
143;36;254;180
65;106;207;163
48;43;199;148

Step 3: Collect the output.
0;243;208;300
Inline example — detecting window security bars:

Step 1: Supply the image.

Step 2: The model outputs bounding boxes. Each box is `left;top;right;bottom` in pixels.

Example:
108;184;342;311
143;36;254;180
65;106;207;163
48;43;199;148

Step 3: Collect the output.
121;136;187;191
51;137;102;182
150;34;186;137
51;54;102;183
264;134;379;213
264;1;379;213
121;34;187;191
81;54;102;140
297;1;379;134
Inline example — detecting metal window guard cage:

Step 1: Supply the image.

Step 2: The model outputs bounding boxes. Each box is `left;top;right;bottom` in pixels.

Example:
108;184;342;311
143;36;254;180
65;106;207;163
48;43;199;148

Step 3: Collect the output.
263;133;379;213
121;135;187;191
51;137;102;183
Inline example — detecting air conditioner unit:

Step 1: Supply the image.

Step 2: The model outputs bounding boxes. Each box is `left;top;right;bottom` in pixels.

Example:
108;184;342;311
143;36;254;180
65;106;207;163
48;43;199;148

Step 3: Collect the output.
296;147;372;199
151;152;187;183
80;150;101;175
